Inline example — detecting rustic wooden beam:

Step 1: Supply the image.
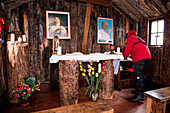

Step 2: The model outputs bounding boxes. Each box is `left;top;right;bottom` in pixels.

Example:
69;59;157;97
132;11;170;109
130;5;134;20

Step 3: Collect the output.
77;0;109;7
4;0;34;10
126;18;130;33
144;0;162;16
82;3;91;54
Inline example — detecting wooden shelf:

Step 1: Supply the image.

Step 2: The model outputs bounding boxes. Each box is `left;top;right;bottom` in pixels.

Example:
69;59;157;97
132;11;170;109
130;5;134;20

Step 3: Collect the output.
18;42;28;47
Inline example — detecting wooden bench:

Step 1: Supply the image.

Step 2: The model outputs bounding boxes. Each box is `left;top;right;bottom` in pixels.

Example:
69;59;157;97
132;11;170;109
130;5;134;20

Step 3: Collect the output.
32;99;114;113
144;87;170;113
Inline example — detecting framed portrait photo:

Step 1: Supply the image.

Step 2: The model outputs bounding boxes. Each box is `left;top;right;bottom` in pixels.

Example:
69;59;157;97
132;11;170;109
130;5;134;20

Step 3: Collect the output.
97;17;114;44
46;10;71;39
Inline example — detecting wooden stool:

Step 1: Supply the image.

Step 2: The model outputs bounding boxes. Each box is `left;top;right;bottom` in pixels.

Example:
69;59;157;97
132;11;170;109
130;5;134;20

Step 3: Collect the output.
144;87;170;113
32;99;114;113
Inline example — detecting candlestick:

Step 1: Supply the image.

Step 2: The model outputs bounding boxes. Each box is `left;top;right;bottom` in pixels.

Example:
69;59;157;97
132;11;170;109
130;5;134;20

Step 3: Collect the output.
117;47;120;54
57;46;62;55
22;35;26;42
11;33;15;41
18;36;22;42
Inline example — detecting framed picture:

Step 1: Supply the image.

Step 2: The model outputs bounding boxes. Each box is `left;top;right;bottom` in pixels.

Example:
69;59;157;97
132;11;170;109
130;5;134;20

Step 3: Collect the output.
97;17;114;44
46;10;71;39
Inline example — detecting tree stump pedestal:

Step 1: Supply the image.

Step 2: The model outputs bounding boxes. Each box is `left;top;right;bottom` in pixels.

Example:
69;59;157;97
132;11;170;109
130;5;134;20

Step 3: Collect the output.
59;60;79;106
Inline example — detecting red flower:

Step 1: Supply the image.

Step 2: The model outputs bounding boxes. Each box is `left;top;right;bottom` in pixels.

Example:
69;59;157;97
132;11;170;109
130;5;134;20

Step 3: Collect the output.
101;66;104;70
19;87;22;91
21;93;24;96
18;84;21;87
15;88;18;91
26;87;29;90
101;71;104;75
102;69;105;72
24;86;27;89
16;94;19;98
27;90;31;93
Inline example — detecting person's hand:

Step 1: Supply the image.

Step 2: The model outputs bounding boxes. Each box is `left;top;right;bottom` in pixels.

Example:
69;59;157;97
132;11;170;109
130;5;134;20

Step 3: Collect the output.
107;28;111;34
49;26;61;35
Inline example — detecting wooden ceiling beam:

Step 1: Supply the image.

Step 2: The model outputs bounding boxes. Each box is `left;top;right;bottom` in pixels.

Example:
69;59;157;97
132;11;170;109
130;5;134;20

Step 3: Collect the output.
77;0;109;7
4;0;34;10
144;0;162;16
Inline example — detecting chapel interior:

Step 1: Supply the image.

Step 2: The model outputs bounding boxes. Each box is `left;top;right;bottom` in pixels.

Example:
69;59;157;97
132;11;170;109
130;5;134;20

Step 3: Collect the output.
0;0;170;113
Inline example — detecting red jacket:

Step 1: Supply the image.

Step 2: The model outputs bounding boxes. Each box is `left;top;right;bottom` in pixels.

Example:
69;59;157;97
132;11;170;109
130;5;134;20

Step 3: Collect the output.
123;30;151;63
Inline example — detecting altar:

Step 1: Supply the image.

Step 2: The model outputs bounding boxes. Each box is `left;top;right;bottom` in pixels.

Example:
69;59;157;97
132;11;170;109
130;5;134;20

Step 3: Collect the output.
50;53;128;106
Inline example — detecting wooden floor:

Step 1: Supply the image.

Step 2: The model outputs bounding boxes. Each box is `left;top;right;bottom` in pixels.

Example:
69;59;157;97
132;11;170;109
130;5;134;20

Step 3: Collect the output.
0;87;170;113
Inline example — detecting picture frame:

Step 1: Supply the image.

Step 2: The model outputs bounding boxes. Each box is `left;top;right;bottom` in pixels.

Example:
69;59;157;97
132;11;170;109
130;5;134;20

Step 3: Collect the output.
97;17;114;44
46;10;71;39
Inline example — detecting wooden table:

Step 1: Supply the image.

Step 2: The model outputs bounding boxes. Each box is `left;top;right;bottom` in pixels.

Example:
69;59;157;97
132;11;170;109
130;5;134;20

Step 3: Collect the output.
144;87;170;113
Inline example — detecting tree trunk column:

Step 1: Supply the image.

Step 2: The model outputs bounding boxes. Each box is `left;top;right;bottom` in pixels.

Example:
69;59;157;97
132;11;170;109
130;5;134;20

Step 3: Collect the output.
99;60;114;99
6;42;29;104
59;60;79;106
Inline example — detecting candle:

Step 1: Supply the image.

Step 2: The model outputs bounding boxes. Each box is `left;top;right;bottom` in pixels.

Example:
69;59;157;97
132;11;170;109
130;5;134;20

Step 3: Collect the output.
117;47;120;54
57;46;62;55
22;35;26;42
11;33;15;41
18;36;22;42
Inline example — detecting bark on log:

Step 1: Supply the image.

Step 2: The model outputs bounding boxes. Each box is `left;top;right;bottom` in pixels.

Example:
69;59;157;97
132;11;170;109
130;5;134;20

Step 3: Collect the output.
99;60;114;99
6;42;29;104
0;48;6;97
59;60;79;106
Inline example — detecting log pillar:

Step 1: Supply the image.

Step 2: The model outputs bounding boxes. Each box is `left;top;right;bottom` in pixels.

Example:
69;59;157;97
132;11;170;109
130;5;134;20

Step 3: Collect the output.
0;47;6;103
6;42;29;104
59;60;79;106
99;60;114;99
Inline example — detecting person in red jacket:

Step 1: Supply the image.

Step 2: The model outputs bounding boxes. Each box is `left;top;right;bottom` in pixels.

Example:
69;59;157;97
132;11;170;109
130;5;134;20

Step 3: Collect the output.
123;30;151;102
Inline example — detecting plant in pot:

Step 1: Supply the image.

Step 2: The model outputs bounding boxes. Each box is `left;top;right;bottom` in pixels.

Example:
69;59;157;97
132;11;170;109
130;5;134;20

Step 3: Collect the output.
79;60;107;101
13;75;40;107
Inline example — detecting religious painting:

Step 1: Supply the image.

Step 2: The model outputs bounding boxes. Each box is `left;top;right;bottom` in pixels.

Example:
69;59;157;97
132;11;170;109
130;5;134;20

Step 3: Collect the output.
97;17;114;44
46;10;71;39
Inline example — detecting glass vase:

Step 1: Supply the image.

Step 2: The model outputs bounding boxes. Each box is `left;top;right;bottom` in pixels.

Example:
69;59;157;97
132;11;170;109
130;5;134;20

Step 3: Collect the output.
92;93;98;102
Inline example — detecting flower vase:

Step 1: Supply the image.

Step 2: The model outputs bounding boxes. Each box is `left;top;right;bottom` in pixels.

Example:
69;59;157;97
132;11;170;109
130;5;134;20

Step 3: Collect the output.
92;93;98;102
19;99;30;107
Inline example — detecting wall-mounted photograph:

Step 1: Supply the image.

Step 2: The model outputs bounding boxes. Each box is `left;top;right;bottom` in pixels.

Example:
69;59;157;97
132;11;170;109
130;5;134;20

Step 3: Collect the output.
46;10;71;39
97;17;114;44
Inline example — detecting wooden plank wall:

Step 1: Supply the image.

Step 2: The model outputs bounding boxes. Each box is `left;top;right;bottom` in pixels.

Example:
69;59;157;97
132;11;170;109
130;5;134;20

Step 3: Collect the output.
138;14;170;86
1;0;129;85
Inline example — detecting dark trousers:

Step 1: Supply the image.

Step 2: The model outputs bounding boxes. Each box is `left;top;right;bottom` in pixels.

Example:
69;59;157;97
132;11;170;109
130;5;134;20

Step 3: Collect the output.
134;59;150;94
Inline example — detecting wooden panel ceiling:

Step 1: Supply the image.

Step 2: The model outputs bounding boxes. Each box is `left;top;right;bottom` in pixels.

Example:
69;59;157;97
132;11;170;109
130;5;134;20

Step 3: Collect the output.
110;0;169;22
1;0;170;22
